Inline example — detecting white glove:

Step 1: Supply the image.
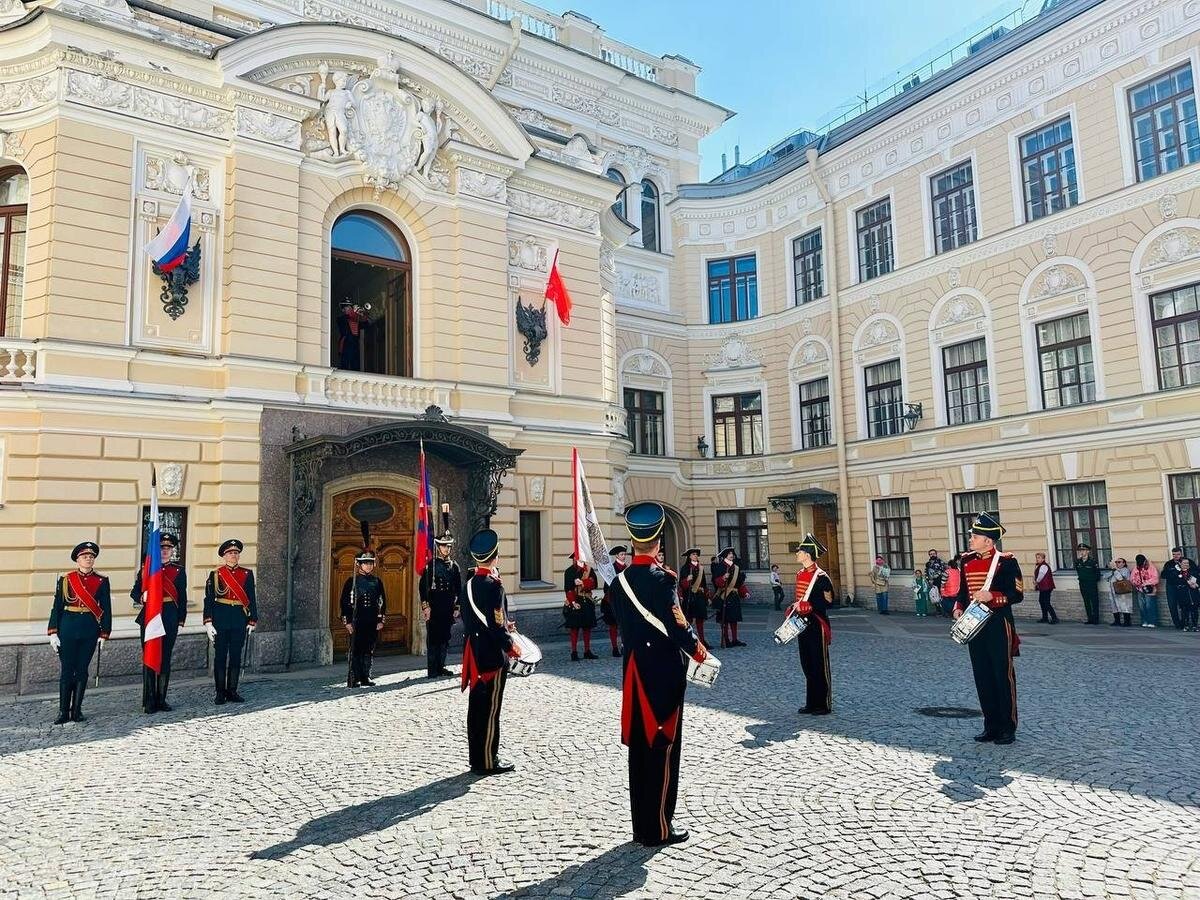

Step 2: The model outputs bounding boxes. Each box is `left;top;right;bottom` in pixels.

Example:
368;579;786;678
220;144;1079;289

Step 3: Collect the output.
97;637;106;647
205;622;217;642
49;634;61;652
247;623;256;634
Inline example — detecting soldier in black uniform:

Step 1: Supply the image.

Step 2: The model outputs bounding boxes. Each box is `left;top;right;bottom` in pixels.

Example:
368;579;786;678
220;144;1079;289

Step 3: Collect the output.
419;511;461;678
340;550;387;687
47;541;112;724
131;532;188;713
600;545;627;657
713;547;748;648
203;539;258;705
953;512;1024;745
606;501;709;847
786;533;836;715
460;529;519;775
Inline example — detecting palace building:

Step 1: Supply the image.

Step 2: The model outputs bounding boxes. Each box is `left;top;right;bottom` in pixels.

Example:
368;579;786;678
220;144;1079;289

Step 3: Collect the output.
0;0;1198;691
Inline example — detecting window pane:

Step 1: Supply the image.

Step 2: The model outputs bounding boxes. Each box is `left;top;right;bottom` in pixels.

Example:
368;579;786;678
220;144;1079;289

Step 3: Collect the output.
331;212;407;261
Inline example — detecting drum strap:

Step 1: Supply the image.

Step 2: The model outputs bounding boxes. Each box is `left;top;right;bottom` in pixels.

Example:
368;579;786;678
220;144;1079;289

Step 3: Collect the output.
616;572;668;638
795;565;826;608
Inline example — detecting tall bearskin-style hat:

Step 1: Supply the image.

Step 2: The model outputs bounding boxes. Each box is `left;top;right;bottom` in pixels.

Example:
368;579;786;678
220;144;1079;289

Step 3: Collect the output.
469;529;499;564
434;503;455;546
797;532;827;559
625;501;666;543
970;512;1006;539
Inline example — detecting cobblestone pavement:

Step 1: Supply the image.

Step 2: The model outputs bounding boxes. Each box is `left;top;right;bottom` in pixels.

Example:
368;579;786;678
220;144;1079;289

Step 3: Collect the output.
2;608;1198;899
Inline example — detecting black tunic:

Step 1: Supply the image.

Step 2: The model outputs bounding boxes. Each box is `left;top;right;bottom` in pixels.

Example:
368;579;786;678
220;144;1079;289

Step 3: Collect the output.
678;562;709;621
419;556;461;645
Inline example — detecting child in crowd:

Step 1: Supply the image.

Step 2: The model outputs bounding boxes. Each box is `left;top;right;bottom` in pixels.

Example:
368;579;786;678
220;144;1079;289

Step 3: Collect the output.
912;569;930;617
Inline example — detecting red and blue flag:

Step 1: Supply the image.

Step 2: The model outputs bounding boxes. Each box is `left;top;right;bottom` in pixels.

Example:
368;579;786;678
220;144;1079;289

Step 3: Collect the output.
145;184;192;273
414;441;434;576
141;469;166;673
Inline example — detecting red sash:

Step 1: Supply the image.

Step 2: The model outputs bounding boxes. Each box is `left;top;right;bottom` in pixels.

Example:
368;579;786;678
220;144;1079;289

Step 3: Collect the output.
163;567;179;602
66;571;103;623
216;567;250;612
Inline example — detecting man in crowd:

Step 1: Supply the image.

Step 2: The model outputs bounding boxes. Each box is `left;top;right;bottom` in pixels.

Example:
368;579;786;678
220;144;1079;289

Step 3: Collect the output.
1074;544;1102;625
1161;547;1196;630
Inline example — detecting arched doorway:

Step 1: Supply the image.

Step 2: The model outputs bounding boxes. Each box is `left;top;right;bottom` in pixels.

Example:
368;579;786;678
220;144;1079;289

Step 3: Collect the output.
661;505;688;568
330;210;412;377
328;487;415;656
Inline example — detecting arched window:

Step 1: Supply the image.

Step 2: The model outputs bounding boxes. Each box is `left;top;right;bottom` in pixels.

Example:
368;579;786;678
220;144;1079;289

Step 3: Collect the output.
330;211;412;377
0;167;28;336
605;168;627;221
640;179;660;252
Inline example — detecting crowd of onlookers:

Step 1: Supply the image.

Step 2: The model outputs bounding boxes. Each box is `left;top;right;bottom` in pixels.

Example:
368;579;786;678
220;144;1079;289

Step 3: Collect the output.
863;546;1200;630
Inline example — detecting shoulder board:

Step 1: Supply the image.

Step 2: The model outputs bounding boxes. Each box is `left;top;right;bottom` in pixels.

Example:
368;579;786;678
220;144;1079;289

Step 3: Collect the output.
1000;552;1015;559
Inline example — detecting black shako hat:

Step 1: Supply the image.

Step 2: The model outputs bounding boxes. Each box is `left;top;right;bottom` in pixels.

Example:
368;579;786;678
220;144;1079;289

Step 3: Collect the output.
218;539;244;556
625;501;666;543
797;532;827;558
469;529;499;564
71;541;100;561
159;533;178;548
355;550;376;563
970;512;1006;539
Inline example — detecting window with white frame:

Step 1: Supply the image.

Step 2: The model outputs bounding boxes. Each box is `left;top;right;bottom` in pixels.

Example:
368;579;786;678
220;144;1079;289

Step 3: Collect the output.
707;254;758;324
872;498;913;571
1149;281;1200;389
1050;481;1111;569
624;387;666;456
712;391;763;457
942;338;991;424
1128;63;1200;183
1019;117;1078;222
797;377;831;449
856;198;894;282
1036;313;1096;409
930;161;977;253
605;168;627;221
791;229;824;304
716;509;769;570
864;359;904;438
1169;472;1200;560
952;490;999;555
640;180;660;252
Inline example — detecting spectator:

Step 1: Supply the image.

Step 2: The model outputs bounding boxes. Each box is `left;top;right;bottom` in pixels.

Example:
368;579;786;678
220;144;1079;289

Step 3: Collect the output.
869;555;891;615
1160;547;1196;630
1075;544;1102;625
1130;554;1159;628
1105;558;1133;627
1183;559;1200;633
1033;552;1058;624
912;569;930;617
924;550;947;596
770;563;784;611
940;556;961;618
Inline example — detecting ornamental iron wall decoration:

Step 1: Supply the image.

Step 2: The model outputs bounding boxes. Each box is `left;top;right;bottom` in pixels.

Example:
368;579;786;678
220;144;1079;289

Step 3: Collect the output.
514;296;548;366
152;241;202;320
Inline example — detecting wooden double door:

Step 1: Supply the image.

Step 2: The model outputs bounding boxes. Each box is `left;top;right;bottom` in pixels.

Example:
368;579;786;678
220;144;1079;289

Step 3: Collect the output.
812;504;842;599
329;487;414;656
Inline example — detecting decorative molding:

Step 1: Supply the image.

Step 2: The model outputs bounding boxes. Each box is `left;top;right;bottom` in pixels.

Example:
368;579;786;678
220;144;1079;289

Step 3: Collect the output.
508;188;599;232
621;351;669;378
936;294;985;326
611;470;627;515
1030;263;1087;301
0;74;55;113
705;335;762;371
145;151;212;202
159;463;185;499
236;107;302;148
508;235;551;275
1145;226;1200;267
457;167;507;202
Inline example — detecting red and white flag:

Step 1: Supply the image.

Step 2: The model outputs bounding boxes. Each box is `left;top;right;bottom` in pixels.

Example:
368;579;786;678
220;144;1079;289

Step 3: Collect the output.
414;440;433;577
141;468;166;673
572;448;615;585
545;247;572;326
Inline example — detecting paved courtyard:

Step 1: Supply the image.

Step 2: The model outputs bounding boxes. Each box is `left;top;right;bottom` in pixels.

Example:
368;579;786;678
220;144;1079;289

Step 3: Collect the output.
1;608;1197;900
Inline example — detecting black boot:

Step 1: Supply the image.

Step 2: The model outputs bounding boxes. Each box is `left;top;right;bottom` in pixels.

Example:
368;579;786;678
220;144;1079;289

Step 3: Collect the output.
142;668;158;714
362;651;376;686
1110;613;1121;626
1122;613;1132;627
214;670;227;705
71;681;87;722
226;667;244;703
54;684;72;725
156;672;172;712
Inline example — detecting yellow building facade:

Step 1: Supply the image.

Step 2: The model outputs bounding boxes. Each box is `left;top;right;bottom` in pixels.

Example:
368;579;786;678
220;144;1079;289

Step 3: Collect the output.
1;0;1199;691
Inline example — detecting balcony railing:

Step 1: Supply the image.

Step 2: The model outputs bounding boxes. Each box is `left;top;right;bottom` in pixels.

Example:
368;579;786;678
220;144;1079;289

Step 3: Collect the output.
605;404;628;437
600;45;658;83
485;0;558;40
317;369;453;416
0;342;36;384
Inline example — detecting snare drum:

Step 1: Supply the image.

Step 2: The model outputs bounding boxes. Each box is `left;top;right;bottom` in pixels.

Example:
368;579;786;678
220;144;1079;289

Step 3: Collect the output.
950;601;992;645
507;632;543;676
773;612;808;644
686;652;721;688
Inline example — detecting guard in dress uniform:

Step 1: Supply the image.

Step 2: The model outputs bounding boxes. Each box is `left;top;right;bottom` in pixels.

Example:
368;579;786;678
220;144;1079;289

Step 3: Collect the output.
131;532;187;713
713;547;748;648
787;533;836;715
460;529;520;775
203;539;258;705
601;546;627;657
678;548;711;649
606;501;708;847
563;553;599;661
419;510;461;678
340;550;387;687
47;542;112;724
953;513;1023;745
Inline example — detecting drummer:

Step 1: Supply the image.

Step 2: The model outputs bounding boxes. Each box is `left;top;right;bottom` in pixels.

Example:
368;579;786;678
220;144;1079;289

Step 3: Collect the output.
678;548;710;649
563;553;599;661
787;533;835;715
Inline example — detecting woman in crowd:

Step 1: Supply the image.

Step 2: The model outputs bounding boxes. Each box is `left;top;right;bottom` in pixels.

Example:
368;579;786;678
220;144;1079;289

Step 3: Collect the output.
1130;554;1159;627
1032;551;1058;624
1105;558;1134;627
939;556;961;618
1183;559;1200;632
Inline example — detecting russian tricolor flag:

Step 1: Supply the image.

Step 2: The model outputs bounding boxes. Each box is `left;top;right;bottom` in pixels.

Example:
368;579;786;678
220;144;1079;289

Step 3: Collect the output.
145;185;192;273
141;469;166;673
414;440;433;576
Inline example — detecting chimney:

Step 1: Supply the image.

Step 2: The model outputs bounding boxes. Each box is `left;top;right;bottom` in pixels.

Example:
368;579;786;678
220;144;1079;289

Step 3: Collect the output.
734;144;740;166
721;152;727;171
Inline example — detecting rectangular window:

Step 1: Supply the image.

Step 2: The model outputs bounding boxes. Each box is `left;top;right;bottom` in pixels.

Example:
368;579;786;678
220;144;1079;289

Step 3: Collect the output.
1169;472;1200;560
872;498;912;571
1050;481;1111;570
1036;312;1096;409
712;391;763;457
518;510;543;583
707;254;759;324
1020;117;1079;222
930;161;977;252
716;508;769;570
1150;282;1200;390
798;377;831;449
952;490;1000;555
623;387;666;456
139;505;189;568
791;229;824;304
856;198;894;282
943;337;991;425
1128;64;1200;182
864;359;904;438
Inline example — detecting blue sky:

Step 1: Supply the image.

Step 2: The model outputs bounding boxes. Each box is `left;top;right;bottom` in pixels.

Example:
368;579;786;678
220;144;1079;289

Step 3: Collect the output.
534;0;1037;179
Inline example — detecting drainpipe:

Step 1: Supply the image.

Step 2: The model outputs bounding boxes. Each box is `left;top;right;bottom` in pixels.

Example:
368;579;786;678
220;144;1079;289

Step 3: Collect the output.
806;146;857;604
284;455;296;669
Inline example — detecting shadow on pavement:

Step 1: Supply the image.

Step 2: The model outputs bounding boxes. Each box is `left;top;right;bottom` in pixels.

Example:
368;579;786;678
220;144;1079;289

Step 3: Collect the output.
250;771;476;860
493;842;664;900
